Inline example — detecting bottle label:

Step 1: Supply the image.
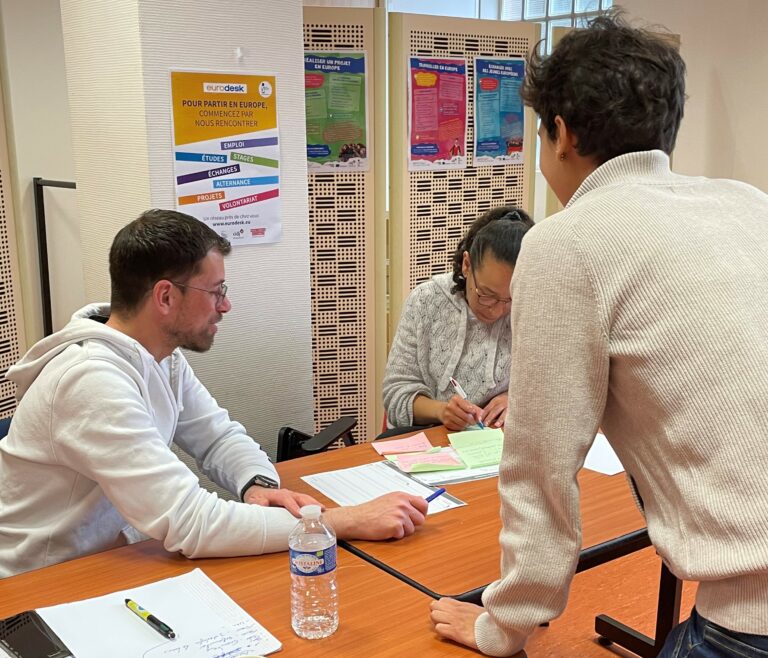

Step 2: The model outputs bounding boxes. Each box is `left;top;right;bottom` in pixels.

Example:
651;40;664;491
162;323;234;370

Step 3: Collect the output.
289;545;337;576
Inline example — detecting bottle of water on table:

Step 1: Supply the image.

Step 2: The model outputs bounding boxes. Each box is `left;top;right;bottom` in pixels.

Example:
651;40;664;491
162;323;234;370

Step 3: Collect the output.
289;504;339;639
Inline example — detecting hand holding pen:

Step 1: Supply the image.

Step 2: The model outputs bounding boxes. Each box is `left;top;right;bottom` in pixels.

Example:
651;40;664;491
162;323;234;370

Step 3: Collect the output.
447;377;485;430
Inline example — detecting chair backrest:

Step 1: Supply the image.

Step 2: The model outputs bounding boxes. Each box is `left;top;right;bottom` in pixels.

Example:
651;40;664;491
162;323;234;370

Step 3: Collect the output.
0;416;11;440
276;416;357;462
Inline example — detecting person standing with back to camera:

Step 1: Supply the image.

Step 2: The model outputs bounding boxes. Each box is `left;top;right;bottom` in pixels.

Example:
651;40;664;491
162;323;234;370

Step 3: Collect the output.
382;206;533;434
430;12;768;658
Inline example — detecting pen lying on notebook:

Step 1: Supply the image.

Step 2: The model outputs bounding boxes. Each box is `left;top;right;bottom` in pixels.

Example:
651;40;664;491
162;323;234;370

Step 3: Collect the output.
449;377;485;429
125;599;176;639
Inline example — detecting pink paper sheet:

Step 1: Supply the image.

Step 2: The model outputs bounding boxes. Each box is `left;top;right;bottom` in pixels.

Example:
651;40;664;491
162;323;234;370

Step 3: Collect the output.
372;432;433;455
394;449;464;473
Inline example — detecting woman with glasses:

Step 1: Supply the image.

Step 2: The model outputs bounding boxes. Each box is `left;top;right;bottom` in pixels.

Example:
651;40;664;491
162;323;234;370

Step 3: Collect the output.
382;206;533;433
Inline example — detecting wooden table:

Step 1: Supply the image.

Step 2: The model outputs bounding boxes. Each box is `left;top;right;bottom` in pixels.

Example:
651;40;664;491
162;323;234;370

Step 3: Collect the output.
0;428;693;657
279;426;692;656
0;540;696;658
277;426;646;598
0;540;476;658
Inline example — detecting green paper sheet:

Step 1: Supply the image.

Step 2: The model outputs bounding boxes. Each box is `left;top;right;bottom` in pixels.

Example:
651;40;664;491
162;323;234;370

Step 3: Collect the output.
447;428;504;468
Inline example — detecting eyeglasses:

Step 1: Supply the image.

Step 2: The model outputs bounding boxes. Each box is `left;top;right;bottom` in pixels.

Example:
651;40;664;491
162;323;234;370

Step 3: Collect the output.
467;270;512;308
473;288;512;308
170;281;228;305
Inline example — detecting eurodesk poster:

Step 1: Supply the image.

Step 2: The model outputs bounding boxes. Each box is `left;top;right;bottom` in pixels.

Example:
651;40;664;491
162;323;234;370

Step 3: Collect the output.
171;71;281;246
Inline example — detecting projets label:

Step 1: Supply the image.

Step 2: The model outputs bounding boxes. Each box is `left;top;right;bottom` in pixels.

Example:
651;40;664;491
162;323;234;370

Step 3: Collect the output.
203;82;248;94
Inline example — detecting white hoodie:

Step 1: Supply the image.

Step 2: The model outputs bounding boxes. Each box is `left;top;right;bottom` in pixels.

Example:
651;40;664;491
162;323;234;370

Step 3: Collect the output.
0;304;298;578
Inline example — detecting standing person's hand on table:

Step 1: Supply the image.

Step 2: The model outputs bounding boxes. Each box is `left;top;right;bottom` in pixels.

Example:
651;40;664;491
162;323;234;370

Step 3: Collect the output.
430;598;483;649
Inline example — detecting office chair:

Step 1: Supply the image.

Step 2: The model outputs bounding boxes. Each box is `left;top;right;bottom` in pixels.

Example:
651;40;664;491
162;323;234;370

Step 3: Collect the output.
276;416;357;462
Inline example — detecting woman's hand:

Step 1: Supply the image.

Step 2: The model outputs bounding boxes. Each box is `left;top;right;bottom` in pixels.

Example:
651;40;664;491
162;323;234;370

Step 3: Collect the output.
481;391;508;428
441;395;483;431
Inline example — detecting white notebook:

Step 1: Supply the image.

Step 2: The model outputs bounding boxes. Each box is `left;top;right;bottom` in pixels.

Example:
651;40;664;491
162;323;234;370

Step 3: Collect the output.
36;568;281;658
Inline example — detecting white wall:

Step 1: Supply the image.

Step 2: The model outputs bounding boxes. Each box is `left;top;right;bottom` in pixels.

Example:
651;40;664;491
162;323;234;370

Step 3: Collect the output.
0;0;85;342
139;0;316;453
622;0;768;192
58;0;314;456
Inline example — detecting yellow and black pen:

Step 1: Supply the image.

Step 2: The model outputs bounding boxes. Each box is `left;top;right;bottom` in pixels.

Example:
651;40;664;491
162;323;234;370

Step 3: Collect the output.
125;598;176;639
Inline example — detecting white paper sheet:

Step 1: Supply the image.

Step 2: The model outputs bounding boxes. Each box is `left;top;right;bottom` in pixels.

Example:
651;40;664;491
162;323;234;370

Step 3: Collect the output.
36;569;281;658
411;464;500;486
584;433;625;476
301;461;465;514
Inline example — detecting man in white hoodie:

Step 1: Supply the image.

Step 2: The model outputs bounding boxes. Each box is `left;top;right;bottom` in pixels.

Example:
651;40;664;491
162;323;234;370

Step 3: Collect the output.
0;209;428;578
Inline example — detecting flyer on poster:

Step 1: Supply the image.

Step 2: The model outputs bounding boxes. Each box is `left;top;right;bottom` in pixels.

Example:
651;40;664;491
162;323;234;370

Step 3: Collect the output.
408;57;467;172
170;70;281;246
473;57;526;165
305;52;369;172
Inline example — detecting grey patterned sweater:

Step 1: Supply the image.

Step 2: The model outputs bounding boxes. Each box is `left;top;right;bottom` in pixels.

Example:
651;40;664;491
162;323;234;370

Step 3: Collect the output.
383;272;510;428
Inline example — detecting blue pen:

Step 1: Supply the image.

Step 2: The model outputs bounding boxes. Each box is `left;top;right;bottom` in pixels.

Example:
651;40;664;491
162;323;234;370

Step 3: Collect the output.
449;377;485;429
425;487;447;503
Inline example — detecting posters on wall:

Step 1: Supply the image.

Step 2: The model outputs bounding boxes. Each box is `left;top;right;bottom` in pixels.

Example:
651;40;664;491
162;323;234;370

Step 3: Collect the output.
408;57;467;171
473;58;526;165
304;52;369;172
170;71;281;246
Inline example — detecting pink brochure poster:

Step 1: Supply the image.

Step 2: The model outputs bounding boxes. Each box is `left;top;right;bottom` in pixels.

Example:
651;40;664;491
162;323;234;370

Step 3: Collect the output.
408;57;467;171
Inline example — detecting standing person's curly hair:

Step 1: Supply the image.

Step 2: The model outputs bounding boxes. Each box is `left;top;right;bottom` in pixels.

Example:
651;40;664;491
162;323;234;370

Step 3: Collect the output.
450;206;534;295
521;12;686;165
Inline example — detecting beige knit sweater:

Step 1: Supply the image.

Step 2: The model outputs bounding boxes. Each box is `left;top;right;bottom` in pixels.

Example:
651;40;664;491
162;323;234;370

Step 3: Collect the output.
476;151;768;656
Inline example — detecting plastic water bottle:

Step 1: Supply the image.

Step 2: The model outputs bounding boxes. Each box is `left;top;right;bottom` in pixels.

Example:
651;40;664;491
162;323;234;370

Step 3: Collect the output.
289;505;339;639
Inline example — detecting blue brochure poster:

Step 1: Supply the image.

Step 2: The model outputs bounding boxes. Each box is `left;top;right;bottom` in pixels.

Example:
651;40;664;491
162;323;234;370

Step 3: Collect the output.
473;58;525;165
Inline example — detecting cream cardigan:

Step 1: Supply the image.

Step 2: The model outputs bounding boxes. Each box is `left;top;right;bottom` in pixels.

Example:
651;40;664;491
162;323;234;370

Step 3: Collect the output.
476;151;768;656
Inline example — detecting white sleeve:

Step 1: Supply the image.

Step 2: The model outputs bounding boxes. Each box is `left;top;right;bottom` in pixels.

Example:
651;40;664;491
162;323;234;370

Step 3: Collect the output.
173;352;278;499
51;360;297;557
475;222;609;656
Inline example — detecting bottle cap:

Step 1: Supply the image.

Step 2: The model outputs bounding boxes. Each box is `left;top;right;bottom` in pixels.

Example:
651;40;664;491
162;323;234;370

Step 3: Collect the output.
299;504;322;519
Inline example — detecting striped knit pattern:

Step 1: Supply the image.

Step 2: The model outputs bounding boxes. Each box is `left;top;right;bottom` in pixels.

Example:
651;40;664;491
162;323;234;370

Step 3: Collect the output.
475;151;768;656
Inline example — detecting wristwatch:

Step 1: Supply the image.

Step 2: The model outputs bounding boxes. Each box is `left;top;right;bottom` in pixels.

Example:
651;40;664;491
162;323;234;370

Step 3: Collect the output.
240;474;279;501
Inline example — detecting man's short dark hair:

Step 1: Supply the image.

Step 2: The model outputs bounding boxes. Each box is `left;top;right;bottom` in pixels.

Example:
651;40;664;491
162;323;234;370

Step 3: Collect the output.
521;12;686;165
109;209;231;315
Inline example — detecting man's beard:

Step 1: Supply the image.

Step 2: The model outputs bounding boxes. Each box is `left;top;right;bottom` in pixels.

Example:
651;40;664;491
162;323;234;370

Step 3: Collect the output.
169;316;221;353
179;332;214;353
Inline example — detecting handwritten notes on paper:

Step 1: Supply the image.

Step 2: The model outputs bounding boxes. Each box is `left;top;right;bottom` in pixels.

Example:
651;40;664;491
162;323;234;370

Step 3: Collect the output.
146;620;272;658
36;569;281;658
448;428;504;468
372;432;434;455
